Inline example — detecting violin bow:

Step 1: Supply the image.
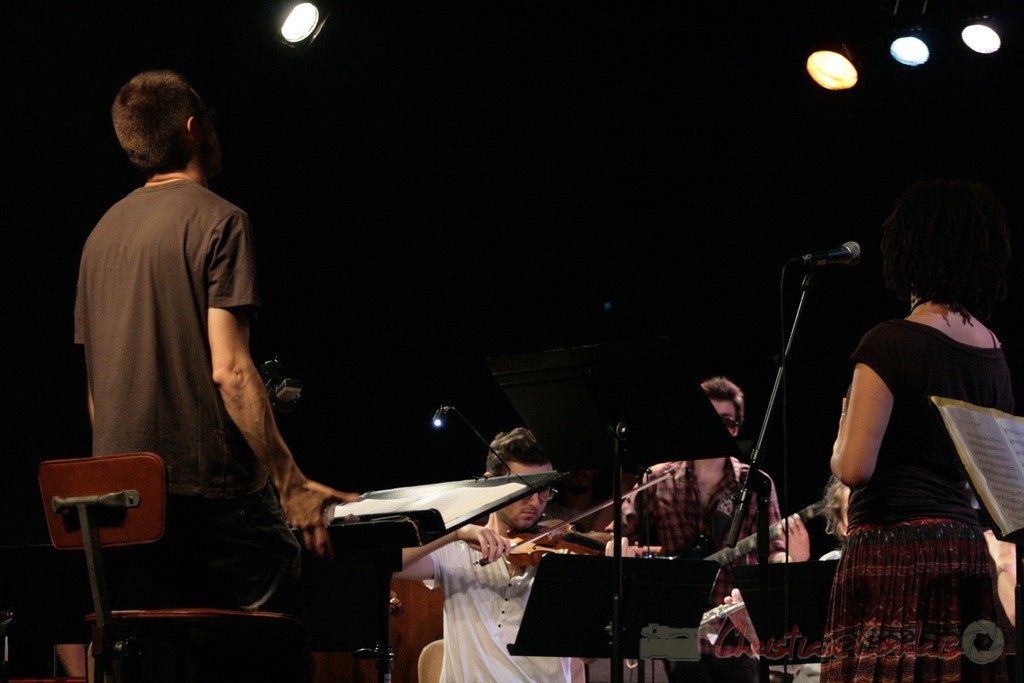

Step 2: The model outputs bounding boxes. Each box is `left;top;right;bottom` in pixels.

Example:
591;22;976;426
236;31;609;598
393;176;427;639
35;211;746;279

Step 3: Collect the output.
509;470;674;550
475;470;675;566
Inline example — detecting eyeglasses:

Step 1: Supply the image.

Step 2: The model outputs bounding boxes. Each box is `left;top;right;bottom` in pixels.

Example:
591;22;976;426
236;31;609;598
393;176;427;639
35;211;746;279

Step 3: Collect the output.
534;486;558;503
194;107;218;125
721;416;741;430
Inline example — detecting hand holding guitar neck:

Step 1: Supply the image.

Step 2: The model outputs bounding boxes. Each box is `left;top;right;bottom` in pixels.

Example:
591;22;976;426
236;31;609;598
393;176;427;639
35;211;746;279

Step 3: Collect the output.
696;498;825;566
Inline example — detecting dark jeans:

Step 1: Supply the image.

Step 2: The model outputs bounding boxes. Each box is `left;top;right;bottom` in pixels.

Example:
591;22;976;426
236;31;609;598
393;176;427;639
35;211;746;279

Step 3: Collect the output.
106;484;312;682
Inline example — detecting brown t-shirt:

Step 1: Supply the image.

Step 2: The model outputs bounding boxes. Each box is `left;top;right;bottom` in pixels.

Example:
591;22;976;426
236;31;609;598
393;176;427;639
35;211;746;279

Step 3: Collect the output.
75;181;265;497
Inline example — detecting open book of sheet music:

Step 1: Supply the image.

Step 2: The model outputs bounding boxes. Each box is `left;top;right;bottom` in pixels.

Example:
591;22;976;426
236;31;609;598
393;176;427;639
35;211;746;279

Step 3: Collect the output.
931;396;1024;540
328;471;564;544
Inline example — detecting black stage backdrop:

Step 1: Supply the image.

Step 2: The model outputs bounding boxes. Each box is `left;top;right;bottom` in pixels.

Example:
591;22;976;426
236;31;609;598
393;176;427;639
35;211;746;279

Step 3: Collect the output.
3;1;1023;561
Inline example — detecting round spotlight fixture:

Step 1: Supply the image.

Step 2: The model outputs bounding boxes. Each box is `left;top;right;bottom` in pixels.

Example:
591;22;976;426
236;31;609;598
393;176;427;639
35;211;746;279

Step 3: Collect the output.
890;35;930;66
806;50;858;90
962;23;1001;54
281;2;320;43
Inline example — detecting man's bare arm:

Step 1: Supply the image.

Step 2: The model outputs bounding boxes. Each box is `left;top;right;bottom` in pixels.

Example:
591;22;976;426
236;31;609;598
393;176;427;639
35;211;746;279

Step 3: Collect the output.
208;307;358;559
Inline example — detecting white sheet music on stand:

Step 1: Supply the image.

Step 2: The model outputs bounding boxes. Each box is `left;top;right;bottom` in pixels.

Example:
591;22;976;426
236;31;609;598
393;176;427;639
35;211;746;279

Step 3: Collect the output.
331;482;526;526
931;395;1024;539
325;471;563;544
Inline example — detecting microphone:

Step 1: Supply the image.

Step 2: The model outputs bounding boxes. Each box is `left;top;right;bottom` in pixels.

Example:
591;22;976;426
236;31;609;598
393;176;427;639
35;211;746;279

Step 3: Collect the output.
431;405;512;475
793;240;862;267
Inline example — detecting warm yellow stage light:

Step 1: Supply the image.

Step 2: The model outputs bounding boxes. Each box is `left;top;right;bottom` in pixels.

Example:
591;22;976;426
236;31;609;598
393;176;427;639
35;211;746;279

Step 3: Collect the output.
806;50;859;90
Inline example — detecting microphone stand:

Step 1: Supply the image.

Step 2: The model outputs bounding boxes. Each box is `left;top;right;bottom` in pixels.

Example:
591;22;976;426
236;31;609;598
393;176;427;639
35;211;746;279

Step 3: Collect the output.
606;435;674;683
610;422;628;683
724;268;817;683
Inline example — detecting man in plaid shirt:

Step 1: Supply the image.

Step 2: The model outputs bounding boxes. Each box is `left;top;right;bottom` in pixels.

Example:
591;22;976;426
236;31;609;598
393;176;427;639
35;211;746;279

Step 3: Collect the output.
620;375;809;683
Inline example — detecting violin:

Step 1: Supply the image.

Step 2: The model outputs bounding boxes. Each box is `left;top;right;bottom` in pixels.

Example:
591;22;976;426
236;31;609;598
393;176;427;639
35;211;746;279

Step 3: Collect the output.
504;524;613;567
476;471;672;567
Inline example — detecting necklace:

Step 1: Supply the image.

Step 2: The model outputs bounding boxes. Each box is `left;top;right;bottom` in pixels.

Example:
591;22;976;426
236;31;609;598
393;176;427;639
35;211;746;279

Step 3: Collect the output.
908;299;932;315
145;171;198;187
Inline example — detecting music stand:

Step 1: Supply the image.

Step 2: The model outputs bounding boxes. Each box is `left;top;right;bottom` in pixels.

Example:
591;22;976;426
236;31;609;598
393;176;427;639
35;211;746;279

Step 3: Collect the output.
490;336;739;682
510;555;720;660
731;560;838;666
489;336;740;472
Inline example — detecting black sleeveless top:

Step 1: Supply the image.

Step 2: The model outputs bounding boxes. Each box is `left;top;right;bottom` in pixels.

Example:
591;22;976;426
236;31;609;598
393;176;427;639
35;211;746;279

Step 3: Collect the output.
847;319;1014;527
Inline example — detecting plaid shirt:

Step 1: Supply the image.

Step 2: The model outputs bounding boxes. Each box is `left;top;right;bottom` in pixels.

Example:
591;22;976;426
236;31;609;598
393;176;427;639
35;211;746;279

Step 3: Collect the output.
620;458;785;655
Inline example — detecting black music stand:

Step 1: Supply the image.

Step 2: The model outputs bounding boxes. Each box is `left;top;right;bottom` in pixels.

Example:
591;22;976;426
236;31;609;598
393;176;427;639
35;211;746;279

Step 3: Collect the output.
511;554;720;659
489;336;739;472
731;560;838;666
301;471;563;683
489;336;739;683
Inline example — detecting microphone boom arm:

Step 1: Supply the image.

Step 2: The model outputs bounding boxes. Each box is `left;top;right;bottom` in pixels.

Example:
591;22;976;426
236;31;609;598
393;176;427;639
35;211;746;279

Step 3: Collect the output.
726;270;816;547
431;405;514;474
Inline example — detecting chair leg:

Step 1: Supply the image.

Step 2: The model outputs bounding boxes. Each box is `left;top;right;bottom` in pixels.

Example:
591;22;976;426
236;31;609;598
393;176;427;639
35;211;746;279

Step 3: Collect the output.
90;628;119;683
89;652;118;683
86;641;109;683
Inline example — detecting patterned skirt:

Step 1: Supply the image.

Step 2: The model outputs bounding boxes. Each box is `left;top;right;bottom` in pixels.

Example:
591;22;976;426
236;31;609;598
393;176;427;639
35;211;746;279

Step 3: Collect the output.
820;519;1008;683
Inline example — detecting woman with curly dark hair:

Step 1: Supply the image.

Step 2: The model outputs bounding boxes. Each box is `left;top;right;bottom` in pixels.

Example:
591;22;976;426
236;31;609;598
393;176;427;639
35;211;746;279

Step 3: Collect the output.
822;178;1013;683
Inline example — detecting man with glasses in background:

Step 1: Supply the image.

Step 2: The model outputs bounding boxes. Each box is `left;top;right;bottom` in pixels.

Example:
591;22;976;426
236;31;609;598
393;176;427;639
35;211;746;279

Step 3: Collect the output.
395;426;579;682
620;375;810;683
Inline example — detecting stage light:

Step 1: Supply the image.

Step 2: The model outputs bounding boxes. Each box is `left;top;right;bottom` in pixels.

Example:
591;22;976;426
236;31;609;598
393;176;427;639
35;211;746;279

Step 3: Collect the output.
275;1;331;53
805;1;1010;90
282;4;319;42
961;21;1001;54
806;48;859;90
885;0;932;67
890;33;931;65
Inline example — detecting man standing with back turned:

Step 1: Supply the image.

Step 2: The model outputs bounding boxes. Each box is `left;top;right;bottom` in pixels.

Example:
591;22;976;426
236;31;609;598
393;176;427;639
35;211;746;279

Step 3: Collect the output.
74;69;357;680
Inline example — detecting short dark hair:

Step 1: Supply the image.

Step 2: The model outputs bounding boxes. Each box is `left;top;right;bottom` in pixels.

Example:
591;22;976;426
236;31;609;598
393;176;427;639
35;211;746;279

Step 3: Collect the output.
700;375;744;427
111;69;202;176
486;427;549;476
881;178;1011;323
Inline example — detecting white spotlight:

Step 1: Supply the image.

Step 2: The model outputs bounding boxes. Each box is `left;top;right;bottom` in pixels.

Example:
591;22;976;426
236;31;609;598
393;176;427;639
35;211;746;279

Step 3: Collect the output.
281;3;321;43
962;23;1001;54
890;35;930;66
275;1;332;53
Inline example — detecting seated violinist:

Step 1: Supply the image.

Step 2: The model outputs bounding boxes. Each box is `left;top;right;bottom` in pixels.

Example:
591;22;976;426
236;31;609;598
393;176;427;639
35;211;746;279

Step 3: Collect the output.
393;426;579;683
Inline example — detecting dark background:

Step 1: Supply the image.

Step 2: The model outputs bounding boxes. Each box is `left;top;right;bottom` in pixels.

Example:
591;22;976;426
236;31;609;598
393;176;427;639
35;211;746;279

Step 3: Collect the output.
3;1;1023;561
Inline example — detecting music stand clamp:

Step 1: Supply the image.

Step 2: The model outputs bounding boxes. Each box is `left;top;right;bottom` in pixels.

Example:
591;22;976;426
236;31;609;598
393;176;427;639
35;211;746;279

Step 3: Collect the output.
490;336;738;683
638;623;699;662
